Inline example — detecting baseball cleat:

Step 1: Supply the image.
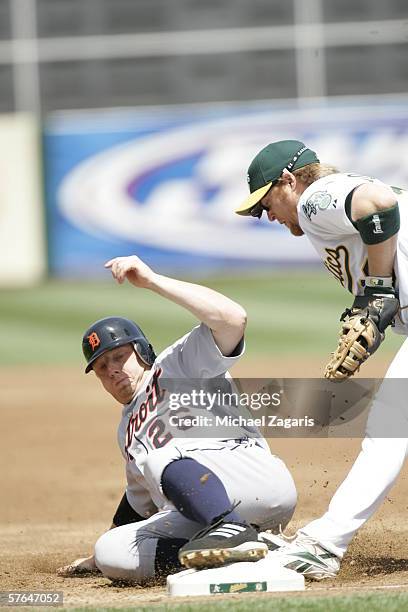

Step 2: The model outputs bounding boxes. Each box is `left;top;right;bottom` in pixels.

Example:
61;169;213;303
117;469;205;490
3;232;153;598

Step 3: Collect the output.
259;531;341;580
178;521;268;569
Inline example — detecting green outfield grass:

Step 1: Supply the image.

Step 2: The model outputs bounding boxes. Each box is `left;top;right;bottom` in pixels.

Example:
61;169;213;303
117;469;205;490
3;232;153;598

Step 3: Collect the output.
67;590;408;612
0;271;404;365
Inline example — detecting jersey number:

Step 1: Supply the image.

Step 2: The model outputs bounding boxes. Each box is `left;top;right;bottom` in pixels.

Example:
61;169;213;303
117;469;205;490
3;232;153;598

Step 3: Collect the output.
147;419;173;449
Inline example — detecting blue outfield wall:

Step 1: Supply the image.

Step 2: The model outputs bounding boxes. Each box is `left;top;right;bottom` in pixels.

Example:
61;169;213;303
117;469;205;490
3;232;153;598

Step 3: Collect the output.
43;98;408;277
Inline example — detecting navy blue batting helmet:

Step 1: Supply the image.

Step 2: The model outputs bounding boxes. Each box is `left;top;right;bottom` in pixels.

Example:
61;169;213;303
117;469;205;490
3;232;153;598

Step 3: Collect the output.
82;316;156;373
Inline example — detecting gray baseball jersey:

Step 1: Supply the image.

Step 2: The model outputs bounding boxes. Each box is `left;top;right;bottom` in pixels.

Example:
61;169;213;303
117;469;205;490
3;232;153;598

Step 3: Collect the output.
117;323;269;514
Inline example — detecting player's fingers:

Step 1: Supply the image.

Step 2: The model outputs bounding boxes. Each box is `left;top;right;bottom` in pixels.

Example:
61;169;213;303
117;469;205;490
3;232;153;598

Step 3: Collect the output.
104;258;117;268
57;556;100;577
56;564;100;577
106;256;126;271
57;563;84;577
106;259;123;281
109;260;123;282
115;261;128;283
118;257;140;282
56;564;76;577
105;255;143;284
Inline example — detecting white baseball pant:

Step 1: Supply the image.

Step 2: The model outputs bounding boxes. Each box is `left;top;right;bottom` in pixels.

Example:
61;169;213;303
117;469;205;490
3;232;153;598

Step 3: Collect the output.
95;439;296;581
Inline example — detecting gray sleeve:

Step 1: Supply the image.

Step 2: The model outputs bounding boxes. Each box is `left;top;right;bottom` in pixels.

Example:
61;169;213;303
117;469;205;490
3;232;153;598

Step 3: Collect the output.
125;464;157;518
176;323;245;378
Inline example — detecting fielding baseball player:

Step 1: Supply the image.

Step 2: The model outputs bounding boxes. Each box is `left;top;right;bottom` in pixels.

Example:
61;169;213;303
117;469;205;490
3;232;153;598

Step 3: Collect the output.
235;140;408;579
57;255;296;582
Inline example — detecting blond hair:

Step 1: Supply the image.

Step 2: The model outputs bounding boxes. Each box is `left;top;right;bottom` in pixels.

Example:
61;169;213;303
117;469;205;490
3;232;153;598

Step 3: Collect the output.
293;163;340;187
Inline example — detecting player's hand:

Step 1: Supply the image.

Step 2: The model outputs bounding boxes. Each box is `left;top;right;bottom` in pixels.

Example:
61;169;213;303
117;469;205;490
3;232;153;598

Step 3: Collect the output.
56;554;101;577
324;289;399;381
105;255;157;288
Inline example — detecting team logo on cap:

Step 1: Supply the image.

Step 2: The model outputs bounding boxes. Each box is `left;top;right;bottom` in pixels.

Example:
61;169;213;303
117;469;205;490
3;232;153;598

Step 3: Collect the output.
87;332;101;351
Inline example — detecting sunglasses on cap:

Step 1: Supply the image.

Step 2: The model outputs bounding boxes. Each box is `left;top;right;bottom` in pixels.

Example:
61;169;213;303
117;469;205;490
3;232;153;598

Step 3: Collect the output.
249;201;268;219
248;146;309;218
248;181;278;218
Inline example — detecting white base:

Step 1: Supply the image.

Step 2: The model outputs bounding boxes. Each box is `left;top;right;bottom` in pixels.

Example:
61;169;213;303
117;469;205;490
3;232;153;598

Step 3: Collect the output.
167;554;305;596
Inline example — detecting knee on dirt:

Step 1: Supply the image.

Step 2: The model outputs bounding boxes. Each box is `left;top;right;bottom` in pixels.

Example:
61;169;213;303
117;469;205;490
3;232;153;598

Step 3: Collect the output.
94;528;154;582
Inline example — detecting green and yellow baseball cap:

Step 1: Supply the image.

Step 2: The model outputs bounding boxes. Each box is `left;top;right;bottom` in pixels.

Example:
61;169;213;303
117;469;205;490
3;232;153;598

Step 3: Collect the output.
235;140;319;216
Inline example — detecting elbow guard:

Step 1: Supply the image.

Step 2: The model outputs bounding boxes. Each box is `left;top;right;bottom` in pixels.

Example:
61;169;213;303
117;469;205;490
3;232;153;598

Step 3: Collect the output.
355;204;400;245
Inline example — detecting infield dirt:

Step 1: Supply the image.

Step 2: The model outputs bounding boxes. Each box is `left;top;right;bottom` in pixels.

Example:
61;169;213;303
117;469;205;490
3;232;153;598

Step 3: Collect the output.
1;359;408;608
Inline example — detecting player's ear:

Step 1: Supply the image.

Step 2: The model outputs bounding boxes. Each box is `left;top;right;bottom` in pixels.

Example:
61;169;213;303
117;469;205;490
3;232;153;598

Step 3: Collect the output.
281;169;296;189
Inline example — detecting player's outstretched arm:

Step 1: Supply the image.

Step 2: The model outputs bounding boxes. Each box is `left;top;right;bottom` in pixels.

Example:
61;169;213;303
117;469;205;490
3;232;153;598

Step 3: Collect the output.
105;255;247;356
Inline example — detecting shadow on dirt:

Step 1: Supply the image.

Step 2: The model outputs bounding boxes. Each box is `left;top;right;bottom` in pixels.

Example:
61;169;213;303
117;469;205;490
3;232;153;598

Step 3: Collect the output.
345;556;408;578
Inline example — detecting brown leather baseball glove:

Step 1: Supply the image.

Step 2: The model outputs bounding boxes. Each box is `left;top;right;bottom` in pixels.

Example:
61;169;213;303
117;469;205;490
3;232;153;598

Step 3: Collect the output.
324;289;399;381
